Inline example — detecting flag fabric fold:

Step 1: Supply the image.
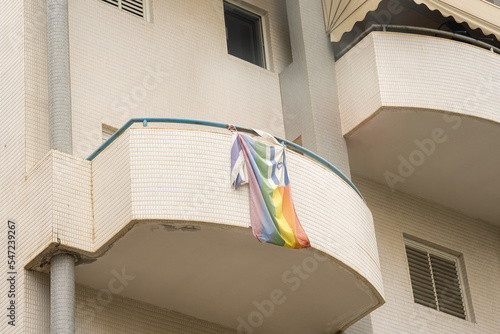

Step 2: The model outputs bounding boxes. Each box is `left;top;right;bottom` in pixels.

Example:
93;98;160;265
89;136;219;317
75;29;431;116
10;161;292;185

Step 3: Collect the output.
230;131;311;249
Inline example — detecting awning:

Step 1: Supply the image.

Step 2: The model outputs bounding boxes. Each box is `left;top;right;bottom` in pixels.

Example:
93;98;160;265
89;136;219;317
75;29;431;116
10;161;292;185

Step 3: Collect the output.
322;0;500;42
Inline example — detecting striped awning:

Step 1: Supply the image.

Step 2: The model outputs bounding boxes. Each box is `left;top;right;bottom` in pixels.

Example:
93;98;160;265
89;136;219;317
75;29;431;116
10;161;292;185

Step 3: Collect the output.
322;0;500;42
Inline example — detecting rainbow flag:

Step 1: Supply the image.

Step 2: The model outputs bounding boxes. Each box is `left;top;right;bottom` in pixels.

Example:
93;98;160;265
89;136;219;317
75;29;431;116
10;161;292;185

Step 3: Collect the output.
230;131;310;249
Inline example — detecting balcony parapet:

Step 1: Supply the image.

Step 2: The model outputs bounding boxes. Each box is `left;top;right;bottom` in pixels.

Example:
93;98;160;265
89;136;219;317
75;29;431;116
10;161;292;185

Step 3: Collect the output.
337;31;500;224
25;119;384;333
336;24;500;60
337;31;500;136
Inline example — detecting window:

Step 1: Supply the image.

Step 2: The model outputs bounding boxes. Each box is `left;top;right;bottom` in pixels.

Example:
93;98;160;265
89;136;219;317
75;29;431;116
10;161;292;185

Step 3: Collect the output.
405;238;469;320
102;124;118;143
100;0;148;19
224;1;266;68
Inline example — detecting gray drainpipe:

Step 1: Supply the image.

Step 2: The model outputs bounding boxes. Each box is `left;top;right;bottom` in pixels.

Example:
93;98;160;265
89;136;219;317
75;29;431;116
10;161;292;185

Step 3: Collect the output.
50;254;76;334
47;0;75;332
48;0;72;154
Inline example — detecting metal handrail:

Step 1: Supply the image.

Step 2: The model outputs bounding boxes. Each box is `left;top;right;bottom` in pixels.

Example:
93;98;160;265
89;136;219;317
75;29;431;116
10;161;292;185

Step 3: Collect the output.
86;117;365;202
336;24;500;60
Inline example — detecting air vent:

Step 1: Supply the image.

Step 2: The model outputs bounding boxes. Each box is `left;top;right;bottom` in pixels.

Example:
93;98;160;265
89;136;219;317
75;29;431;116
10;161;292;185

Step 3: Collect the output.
405;240;468;320
101;0;119;7
100;0;146;19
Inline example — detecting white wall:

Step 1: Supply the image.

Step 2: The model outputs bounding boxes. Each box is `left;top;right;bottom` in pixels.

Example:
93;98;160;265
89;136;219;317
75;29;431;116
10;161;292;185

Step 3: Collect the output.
336;32;500;135
346;177;500;334
0;0;28;332
25;271;237;333
281;0;351;176
66;0;292;160
25;0;293;167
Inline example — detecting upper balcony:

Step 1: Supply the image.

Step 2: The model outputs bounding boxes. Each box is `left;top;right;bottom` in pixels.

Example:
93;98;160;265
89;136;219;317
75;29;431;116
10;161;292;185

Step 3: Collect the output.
24;119;384;333
335;28;500;225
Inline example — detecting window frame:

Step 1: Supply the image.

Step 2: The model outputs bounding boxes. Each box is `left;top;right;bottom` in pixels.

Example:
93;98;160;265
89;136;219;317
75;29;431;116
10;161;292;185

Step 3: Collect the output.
486;0;500;6
223;0;269;69
404;237;472;321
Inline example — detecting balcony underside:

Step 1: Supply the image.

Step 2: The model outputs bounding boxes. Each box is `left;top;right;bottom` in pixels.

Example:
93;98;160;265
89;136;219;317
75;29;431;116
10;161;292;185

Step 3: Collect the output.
24;124;384;333
75;220;378;333
347;107;500;225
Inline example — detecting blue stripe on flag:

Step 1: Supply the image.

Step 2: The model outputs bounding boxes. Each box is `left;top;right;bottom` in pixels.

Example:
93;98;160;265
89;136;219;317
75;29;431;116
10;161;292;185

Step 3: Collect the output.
260;197;276;243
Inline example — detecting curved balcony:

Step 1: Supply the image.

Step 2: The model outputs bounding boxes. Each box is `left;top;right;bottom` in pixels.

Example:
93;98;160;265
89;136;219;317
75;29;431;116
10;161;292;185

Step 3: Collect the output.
336;30;500;225
25;119;384;333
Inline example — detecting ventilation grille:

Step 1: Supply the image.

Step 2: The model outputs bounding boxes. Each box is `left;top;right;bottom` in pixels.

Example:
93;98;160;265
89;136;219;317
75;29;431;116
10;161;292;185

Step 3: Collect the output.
102;0;119;7
100;0;145;19
121;0;144;18
406;245;467;319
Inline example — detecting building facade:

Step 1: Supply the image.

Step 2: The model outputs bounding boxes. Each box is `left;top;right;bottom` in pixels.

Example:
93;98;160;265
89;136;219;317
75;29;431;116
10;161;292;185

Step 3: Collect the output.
0;0;499;333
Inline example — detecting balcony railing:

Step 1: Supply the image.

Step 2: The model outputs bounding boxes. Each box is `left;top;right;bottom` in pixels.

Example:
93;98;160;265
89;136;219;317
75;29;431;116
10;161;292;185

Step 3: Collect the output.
336;24;500;60
86;117;365;201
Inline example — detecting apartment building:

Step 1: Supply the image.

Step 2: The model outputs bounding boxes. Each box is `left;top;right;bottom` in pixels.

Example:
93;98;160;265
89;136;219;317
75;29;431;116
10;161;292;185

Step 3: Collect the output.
0;0;499;333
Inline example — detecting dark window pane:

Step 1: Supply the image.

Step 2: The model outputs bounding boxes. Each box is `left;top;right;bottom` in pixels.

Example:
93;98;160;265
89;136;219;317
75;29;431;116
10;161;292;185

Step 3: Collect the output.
224;3;265;67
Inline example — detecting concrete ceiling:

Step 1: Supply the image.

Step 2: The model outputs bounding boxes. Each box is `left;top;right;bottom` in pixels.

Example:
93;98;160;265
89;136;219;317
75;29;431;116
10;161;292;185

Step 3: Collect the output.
346;108;500;225
75;222;379;333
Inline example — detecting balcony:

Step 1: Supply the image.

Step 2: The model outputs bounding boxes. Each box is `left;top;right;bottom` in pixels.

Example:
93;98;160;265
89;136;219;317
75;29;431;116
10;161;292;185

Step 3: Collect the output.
336;30;500;225
25;119;384;333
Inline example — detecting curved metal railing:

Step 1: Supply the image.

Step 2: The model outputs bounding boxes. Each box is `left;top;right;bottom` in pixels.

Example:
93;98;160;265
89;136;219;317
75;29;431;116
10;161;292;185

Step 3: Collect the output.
86;117;365;202
336;24;500;60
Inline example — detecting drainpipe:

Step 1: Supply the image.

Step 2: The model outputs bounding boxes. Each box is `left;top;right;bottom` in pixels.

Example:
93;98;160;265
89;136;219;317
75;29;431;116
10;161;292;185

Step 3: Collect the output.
48;0;72;154
50;254;75;334
47;0;75;332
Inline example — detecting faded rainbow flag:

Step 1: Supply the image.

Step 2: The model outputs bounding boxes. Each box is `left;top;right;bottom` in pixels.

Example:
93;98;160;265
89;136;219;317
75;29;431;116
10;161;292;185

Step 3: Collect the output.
230;131;310;249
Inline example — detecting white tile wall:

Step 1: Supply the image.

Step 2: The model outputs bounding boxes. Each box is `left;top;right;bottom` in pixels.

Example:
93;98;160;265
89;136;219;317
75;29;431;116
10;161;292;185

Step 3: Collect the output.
25;0;49;172
25;271;238;334
68;0;292;160
337;32;500;135
52;152;93;251
1;0;28;331
281;0;351;177
93;131;132;250
335;33;382;136
92;127;384;300
346;176;500;334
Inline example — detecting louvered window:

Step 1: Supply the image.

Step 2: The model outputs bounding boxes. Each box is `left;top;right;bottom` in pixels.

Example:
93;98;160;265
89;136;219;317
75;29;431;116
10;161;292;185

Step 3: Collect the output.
405;239;469;320
100;0;147;19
